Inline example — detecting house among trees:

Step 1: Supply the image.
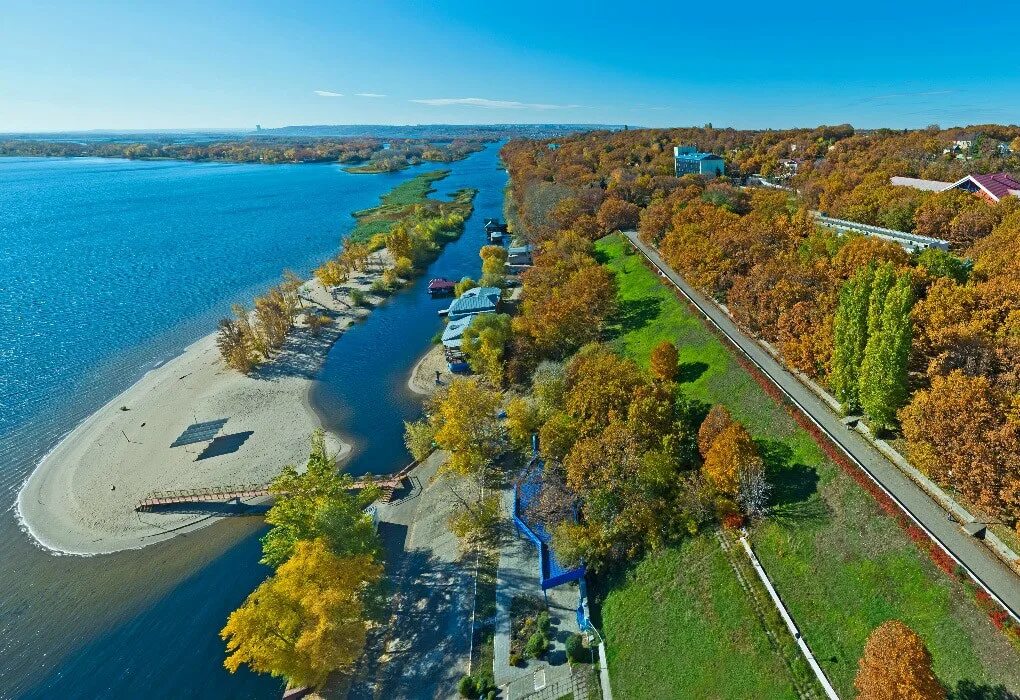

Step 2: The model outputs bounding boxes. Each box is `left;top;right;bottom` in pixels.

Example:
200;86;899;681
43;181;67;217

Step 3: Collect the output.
506;244;533;267
945;172;1020;203
445;286;501;320
890;171;1020;203
674;145;725;177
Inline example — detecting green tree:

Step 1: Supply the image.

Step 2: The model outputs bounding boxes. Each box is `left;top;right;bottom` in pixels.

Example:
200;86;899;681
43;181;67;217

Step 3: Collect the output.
260;431;380;568
428;377;503;476
859;274;914;431
461;313;513;385
454;276;477;297
830;265;874;413
403;419;435;462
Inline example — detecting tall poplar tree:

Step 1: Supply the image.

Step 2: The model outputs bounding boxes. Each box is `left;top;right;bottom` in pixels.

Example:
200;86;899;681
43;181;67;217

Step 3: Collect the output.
859;274;914;431
830;264;875;413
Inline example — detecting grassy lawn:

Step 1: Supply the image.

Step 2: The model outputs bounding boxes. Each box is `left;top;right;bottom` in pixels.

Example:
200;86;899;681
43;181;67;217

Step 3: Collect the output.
601;536;801;699
595;233;1020;698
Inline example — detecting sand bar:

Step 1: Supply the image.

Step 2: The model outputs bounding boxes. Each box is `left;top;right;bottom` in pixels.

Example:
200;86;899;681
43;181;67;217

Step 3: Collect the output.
18;253;394;555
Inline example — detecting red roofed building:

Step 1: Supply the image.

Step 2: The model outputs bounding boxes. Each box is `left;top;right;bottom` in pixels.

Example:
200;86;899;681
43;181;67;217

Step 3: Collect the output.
946;172;1020;203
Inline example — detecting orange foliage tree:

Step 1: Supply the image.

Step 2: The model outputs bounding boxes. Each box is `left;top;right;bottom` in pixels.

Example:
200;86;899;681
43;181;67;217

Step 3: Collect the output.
854;620;945;700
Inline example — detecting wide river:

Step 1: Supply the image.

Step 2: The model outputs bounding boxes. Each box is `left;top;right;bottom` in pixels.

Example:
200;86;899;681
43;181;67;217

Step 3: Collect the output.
0;143;507;698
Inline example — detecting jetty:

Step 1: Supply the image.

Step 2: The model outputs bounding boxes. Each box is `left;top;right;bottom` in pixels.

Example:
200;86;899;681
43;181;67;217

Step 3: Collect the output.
135;459;422;511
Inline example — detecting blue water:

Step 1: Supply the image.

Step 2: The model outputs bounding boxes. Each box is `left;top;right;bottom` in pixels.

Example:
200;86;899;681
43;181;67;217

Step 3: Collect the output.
0;144;507;698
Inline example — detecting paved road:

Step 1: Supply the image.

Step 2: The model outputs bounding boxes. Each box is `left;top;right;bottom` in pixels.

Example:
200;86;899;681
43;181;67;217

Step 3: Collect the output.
624;230;1020;619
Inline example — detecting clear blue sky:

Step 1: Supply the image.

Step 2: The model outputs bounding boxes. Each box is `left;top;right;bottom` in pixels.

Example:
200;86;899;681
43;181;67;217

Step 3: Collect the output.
3;0;1018;132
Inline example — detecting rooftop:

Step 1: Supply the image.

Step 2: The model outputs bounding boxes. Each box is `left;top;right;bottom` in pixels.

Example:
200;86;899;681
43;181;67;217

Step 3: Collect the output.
447;286;501;317
950;172;1020;202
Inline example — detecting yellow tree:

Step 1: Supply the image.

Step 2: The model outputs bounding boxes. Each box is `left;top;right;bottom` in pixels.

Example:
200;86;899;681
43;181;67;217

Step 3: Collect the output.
854;620;945;700
702;422;760;497
697;405;733;458
221;540;383;689
427;377;503;475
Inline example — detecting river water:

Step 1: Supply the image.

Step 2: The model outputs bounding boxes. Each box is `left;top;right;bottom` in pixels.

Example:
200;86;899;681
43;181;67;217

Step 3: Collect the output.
0;144;507;698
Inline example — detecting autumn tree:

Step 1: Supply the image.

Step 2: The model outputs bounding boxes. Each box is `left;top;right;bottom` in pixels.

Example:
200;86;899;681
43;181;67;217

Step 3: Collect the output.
505;395;543;453
698;405;733;458
427;377;503;475
221;540;383;688
217;303;259;372
900;371;1020;516
403;419;435;462
461;313;512;385
564;344;643;436
854;620;945;700
702;422;762;498
479;244;508;287
649;340;679;382
596;196;641;232
538;411;578;462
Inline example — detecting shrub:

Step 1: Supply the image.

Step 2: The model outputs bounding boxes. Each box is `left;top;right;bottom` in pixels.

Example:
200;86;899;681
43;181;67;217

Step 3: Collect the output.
565;632;586;663
393;256;414;279
457;674;478;698
525;631;549;658
349;288;366;306
509;652;523;667
536;611;551;635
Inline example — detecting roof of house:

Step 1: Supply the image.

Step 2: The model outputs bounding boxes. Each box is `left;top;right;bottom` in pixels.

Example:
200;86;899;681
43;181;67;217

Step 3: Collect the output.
507;245;533;255
950;172;1020;202
441;314;475;348
890;176;953;192
448;286;501;316
428;278;456;290
675;151;724;162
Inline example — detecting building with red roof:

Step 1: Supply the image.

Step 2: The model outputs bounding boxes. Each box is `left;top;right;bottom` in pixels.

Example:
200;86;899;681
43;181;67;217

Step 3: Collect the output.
946;172;1020;203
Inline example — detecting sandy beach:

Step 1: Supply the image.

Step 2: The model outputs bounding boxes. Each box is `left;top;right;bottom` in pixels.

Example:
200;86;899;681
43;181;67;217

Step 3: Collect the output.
407;344;453;396
18;252;395;556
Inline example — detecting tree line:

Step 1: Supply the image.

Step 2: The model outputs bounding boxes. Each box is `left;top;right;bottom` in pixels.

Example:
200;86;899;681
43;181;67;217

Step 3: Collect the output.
501;128;1020;535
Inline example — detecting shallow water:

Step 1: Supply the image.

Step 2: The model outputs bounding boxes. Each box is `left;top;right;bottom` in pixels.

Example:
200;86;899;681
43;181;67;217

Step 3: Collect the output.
0;144;506;698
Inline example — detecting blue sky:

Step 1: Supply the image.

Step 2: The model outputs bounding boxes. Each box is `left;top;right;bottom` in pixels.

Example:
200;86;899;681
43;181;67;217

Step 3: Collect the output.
2;0;1018;132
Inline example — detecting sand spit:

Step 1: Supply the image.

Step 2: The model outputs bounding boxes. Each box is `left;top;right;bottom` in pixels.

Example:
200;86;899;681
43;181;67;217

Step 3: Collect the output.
18;253;394;555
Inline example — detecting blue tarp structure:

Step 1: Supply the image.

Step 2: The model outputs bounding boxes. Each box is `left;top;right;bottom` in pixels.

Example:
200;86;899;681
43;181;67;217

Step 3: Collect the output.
512;457;586;590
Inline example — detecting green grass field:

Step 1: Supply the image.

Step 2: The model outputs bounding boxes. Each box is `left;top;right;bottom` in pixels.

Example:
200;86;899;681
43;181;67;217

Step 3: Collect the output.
595;233;1020;698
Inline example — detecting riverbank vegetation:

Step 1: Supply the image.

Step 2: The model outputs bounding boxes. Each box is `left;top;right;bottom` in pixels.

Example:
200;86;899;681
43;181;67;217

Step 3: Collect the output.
0;135;488;168
221;431;384;690
216;272;304;372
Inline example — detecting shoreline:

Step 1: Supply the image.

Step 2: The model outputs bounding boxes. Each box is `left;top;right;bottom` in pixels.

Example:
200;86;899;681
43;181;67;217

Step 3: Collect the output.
17;256;392;556
407;344;453;396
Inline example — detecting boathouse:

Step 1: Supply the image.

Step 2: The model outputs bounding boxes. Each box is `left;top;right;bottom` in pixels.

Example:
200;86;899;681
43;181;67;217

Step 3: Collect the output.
507;244;533;267
441;314;475;349
446;286;501;320
427;278;456;297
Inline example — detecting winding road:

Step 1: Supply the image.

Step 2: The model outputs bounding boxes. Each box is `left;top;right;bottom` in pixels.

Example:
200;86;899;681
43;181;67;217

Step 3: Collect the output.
624;230;1020;620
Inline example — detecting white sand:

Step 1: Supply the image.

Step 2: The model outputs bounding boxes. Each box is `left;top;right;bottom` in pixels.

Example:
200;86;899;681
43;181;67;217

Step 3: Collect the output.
18;253;395;555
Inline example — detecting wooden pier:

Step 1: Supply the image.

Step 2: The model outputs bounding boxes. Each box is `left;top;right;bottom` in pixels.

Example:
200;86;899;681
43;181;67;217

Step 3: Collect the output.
135;458;424;512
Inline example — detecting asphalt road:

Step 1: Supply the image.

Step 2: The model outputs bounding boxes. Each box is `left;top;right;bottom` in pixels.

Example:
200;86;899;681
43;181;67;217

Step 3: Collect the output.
624;230;1020;620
